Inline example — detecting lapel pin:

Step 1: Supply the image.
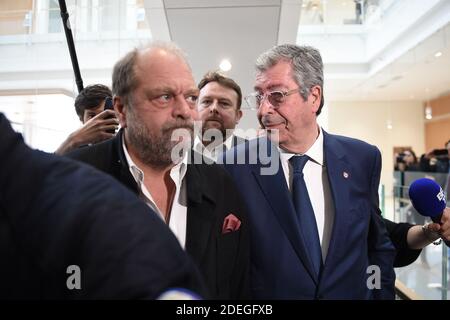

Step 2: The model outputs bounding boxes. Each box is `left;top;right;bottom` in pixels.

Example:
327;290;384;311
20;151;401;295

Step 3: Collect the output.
343;171;349;179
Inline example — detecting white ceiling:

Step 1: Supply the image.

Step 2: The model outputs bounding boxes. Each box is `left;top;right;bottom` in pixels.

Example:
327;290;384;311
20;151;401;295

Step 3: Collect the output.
146;0;450;103
326;21;450;102
162;0;284;97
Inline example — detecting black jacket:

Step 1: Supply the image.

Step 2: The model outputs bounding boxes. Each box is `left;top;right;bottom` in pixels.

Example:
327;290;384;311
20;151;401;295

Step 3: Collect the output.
67;130;250;299
383;219;421;267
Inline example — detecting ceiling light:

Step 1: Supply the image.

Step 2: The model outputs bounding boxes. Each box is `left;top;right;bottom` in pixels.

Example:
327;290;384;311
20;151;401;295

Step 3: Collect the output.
219;59;232;72
434;51;442;58
386;120;393;130
425;105;432;120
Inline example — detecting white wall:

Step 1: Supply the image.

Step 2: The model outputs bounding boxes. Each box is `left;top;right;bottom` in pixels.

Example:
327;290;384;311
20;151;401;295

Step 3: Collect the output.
327;100;425;216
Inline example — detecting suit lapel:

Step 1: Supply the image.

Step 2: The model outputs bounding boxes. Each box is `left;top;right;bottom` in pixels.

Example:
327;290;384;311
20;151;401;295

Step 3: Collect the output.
113;130;139;194
322;131;351;268
251;139;319;284
185;163;216;264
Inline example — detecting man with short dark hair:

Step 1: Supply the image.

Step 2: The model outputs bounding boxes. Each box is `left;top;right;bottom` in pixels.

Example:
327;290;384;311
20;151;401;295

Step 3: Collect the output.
55;84;118;155
67;42;250;299
194;71;246;162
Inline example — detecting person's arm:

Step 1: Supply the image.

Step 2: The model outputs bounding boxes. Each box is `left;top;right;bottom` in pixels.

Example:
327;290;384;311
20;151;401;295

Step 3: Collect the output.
415;207;450;247
383;208;450;268
384;218;421;267
55;110;118;155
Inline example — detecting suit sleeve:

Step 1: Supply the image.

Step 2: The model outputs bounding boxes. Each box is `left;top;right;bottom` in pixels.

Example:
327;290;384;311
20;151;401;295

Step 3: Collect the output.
367;147;396;299
383;218;421;267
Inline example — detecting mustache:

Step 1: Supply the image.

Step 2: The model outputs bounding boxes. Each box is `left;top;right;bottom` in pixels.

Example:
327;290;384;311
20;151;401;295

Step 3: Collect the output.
260;115;285;127
204;115;223;124
162;121;194;133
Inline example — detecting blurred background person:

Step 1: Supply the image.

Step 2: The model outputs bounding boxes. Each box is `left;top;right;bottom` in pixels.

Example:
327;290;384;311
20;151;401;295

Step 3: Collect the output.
395;149;420;172
419;140;450;173
55;84;119;155
194;71;246;162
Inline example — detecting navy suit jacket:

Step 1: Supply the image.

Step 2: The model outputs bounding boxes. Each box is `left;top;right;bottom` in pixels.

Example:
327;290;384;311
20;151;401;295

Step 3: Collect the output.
223;130;396;299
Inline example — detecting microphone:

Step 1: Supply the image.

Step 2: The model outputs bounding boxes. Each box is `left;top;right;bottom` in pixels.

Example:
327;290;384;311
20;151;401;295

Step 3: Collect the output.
408;178;447;224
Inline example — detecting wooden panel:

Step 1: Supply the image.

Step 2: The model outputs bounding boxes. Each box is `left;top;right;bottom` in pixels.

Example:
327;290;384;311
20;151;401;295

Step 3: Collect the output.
0;0;32;11
426;94;450;117
425;117;450;151
0;0;33;35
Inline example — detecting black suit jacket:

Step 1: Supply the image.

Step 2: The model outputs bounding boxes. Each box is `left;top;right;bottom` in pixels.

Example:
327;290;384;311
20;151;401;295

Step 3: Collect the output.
383;219;421;267
232;135;248;148
0;114;207;299
67;130;250;299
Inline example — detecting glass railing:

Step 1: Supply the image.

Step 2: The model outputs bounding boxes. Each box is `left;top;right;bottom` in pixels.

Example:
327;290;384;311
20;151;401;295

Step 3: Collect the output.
393;171;449;300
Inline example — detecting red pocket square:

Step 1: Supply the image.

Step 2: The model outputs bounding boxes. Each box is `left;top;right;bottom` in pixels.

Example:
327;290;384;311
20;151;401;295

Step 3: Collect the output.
222;213;241;234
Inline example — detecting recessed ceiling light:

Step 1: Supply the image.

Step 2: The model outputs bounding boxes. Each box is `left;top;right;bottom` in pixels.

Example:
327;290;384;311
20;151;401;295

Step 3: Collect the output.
219;59;232;72
434;51;442;58
386;120;393;130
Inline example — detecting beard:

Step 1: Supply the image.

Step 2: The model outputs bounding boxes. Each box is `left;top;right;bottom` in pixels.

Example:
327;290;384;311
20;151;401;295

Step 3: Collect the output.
127;110;194;168
202;116;226;139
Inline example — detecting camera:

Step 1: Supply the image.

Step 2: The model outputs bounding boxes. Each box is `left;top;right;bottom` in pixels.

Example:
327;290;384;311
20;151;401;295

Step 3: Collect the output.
431;149;448;159
396;152;406;164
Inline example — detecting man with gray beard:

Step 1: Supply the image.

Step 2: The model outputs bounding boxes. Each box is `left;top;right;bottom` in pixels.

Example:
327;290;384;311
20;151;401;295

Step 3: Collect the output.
67;41;250;299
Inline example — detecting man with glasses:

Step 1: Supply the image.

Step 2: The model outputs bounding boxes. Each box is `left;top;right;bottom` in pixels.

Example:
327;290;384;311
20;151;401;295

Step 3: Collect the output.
223;44;396;299
67;42;250;299
194;71;247;162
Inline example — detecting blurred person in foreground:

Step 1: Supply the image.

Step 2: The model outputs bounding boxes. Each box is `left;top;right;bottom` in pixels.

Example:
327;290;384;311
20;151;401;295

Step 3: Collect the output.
0;112;206;299
55;84;119;155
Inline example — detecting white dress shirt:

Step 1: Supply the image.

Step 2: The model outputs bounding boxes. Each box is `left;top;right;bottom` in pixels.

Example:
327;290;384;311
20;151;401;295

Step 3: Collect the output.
122;137;188;249
193;134;234;162
278;127;335;261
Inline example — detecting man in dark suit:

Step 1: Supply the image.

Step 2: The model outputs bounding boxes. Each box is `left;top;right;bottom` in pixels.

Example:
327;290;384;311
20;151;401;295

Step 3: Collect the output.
223;44;396;299
194;71;247;162
67;42;249;299
0;113;206;299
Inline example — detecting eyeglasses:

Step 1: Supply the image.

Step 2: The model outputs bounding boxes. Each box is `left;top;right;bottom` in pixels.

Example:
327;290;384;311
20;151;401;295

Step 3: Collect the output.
244;88;300;109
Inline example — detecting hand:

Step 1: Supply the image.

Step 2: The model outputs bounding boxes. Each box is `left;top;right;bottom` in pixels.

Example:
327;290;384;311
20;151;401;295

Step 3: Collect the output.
55;110;118;155
427;207;450;242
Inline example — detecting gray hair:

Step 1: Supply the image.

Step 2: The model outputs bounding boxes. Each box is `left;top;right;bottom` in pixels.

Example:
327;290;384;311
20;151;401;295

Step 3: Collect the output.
112;41;190;106
255;44;324;115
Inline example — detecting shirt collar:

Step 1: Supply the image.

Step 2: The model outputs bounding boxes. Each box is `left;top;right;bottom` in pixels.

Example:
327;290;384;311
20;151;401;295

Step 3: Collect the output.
278;126;324;166
122;134;188;186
